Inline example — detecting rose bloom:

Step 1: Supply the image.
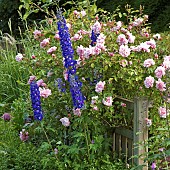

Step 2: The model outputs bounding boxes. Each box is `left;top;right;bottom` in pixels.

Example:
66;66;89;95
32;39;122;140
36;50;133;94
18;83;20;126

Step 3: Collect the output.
116;34;128;45
158;107;169;118
28;75;36;84
121;102;126;107
92;21;101;34
47;46;57;54
33;30;42;39
40;38;50;48
37;79;46;87
156;79;166;92
119;45;131;57
39;87;51;98
73;108;81;116
127;32;135;43
144;76;154;88
60;117;70;127
95;81;105;93
93;106;98;111
80;10;86;17
155;66;165;79
15;53;23;62
143;59;155;67
103;96;113;106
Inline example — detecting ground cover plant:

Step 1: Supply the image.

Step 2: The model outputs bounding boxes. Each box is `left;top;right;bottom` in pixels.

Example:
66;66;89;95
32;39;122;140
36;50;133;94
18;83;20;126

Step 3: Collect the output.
0;0;170;169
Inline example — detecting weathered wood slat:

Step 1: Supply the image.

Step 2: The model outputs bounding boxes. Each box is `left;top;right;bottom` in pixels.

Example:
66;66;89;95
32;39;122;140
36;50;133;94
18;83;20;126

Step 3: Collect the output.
115;127;133;139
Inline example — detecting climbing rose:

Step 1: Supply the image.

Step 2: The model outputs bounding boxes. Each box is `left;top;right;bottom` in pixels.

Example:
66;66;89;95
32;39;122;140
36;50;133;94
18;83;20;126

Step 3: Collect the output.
39;87;51;98
143;59;155;67
40;38;50;48
155;66;165;79
119;45;131;57
102;96;113;106
60;117;70;127
156;79;166;92
144;76;154;88
95;81;105;93
158;107;169;118
73;108;81;116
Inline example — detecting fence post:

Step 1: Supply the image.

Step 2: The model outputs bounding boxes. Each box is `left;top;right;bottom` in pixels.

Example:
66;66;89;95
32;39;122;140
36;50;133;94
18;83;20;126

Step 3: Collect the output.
133;97;149;169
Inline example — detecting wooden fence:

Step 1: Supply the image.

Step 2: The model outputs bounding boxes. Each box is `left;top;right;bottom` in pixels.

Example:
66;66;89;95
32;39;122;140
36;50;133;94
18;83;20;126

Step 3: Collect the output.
113;97;152;170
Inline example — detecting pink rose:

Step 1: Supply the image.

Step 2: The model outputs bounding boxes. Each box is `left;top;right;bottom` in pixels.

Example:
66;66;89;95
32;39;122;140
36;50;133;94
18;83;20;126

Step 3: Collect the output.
39;87;51;98
158;107;169;118
155;66;165;79
144;76;154;88
117;34;128;45
119;45;131;57
102;96;113;106
156;79;166;92
73;108;81;116
47;46;57;54
28;75;36;84
40;38;50;48
143;59;155;67
95;81;105;93
60;117;70;127
145;118;152;127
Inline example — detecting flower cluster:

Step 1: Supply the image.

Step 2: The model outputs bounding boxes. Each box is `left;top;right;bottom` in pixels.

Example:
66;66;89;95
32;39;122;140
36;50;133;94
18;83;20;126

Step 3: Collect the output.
57;11;84;109
30;81;43;121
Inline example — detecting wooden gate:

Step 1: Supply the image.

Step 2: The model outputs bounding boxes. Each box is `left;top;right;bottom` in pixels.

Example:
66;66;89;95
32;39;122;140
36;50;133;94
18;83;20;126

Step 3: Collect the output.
113;97;152;169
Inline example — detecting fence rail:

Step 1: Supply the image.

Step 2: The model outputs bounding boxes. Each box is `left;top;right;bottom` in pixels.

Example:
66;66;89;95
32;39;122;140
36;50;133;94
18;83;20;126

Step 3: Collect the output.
113;97;152;170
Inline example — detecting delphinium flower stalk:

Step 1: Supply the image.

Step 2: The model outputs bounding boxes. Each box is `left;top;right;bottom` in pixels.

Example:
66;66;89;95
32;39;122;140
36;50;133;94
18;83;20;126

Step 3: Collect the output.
57;10;84;109
55;78;66;93
30;81;43;120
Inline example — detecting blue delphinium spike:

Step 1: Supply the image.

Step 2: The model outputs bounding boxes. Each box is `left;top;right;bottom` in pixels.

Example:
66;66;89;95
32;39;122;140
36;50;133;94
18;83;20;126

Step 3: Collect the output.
90;30;100;46
30;81;43;121
57;11;85;109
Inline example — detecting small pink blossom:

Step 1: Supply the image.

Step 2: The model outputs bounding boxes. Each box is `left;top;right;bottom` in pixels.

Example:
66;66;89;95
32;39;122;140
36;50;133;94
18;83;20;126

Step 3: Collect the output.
80;10;86;17
156;79;166;92
95;81;105;93
91;96;98;105
73;108;81;116
47;46;57;54
93;106;98;111
138;42;150;52
40;38;50;48
63;70;68;81
159;107;169;118
92;21;101;34
144;76;154;88
154;53;158;59
146;39;156;49
33;30;42;39
54;148;58;154
39;87;52;98
117;34;128;45
73;10;80;16
132;18;143;27
127;32;135;43
37;79;46;87
143;59;155;67
151;162;156;169
1;113;11;121
15;53;23;62
119;45;131;57
28;75;36;84
120;59;128;67
60;117;70;127
145;118;152;127
103;96;113;106
155;66;165;79
159;148;164;152
19;129;29;142
121;103;126;107
71;33;82;41
54;32;60;40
